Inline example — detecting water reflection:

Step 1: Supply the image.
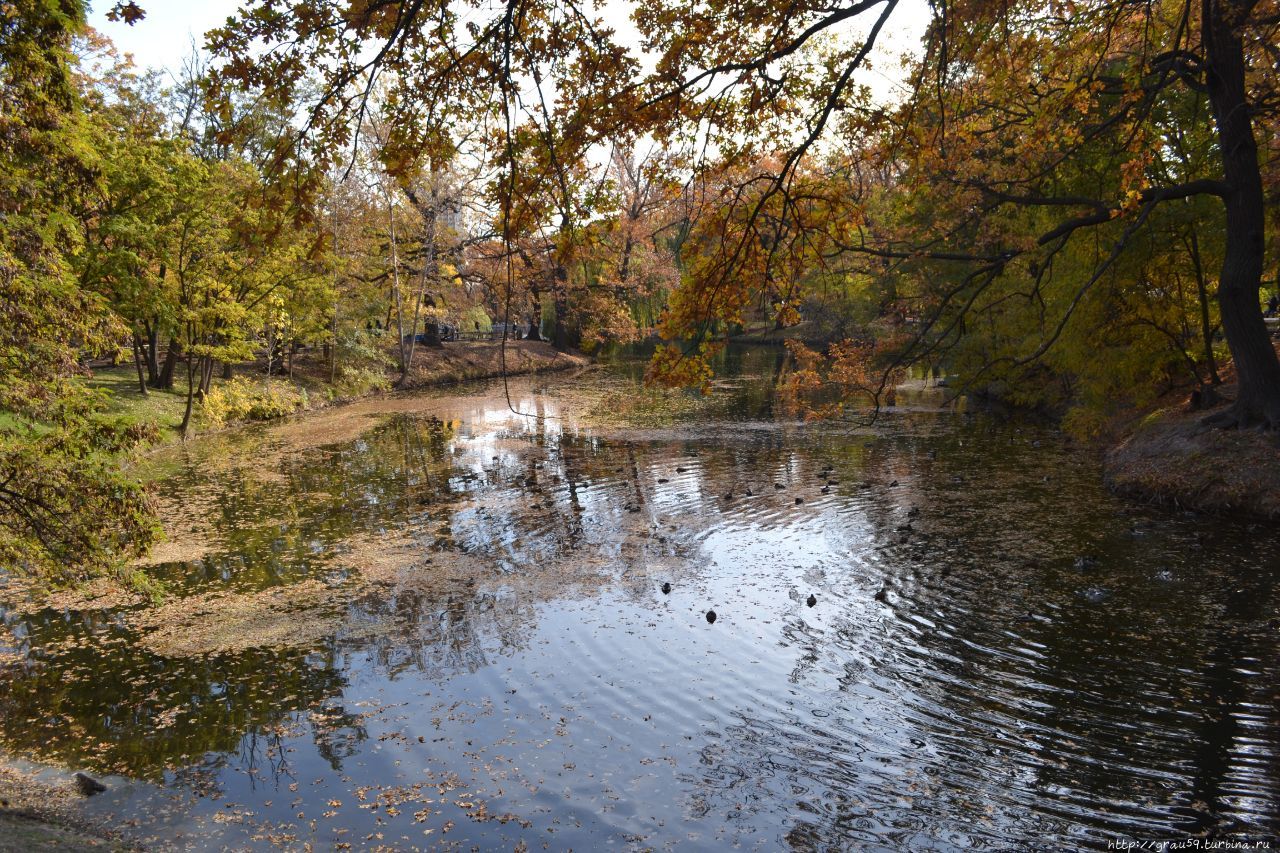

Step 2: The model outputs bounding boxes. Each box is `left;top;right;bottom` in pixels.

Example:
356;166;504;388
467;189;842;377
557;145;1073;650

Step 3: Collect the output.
1;349;1278;848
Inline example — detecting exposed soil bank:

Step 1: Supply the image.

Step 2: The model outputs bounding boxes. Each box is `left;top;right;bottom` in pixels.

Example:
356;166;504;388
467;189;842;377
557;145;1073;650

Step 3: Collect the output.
1105;394;1280;518
396;339;588;388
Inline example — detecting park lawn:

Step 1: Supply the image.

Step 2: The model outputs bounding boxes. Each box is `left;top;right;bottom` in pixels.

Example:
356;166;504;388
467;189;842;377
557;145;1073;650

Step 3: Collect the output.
86;367;191;436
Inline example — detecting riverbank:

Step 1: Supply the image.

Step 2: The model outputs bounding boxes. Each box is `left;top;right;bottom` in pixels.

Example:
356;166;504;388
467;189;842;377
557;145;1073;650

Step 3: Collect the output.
90;340;586;446
1104;396;1280;518
1099;337;1280;518
0;762;133;851
396;339;588;388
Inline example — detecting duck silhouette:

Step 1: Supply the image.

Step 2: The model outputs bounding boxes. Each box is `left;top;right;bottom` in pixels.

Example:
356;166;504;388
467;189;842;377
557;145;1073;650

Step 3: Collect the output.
806;594;817;607
74;772;106;796
661;582;671;594
706;610;717;624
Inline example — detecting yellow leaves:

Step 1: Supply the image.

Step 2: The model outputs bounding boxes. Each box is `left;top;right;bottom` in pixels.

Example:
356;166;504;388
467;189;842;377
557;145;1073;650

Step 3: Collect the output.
1118;188;1144;215
645;341;721;394
774;300;802;328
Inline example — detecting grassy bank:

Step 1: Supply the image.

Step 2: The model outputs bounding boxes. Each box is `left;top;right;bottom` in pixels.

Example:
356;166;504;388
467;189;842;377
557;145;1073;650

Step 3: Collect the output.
88;340;587;446
1105;399;1280;518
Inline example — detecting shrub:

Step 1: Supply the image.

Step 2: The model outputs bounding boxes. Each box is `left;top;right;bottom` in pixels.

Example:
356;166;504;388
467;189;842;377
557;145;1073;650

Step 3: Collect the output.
200;377;308;427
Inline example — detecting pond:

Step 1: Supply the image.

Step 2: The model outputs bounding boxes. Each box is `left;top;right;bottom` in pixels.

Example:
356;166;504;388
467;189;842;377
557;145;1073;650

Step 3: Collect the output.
2;346;1278;849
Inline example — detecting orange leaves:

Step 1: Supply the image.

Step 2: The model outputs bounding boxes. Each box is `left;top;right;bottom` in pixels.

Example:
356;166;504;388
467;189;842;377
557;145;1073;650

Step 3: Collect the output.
655;153;865;358
781;338;906;420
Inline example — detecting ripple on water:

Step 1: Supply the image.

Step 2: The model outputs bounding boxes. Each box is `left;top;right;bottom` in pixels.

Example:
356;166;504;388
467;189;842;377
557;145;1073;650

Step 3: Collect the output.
2;364;1279;849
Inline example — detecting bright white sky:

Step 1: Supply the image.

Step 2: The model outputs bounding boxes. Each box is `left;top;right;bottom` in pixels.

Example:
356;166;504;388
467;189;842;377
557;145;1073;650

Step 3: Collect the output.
88;0;243;79
87;0;928;104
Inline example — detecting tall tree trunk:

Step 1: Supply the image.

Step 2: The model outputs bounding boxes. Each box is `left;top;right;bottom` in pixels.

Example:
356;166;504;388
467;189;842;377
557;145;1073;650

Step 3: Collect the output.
1202;0;1280;428
551;266;578;351
143;320;160;385
1187;232;1222;385
618;233;634;284
386;185;409;381
179;349;196;438
265;322;276;379
399;204;439;389
330;180;340;384
524;284;543;341
131;333;149;395
199;355;214;397
157;338;181;390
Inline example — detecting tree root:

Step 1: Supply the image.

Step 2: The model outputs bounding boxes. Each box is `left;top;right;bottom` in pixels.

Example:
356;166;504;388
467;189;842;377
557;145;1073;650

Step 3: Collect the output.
1188;384;1225;411
1200;399;1280;430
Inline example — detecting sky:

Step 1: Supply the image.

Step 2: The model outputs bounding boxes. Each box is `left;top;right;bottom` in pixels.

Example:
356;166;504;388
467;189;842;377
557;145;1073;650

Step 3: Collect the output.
87;0;244;78
86;0;928;104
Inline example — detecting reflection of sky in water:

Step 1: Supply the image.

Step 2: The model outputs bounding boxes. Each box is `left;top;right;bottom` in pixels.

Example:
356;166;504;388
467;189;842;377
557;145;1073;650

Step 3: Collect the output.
1;354;1279;849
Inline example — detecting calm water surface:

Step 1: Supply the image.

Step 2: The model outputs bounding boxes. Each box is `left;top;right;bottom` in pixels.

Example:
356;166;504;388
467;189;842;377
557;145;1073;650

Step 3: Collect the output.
2;347;1278;850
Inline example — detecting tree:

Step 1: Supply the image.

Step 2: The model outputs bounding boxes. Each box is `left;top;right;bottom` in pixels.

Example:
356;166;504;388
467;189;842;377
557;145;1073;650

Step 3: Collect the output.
73;37;184;394
878;0;1280;426
1;0;157;580
208;0;641;359
633;0;1280;428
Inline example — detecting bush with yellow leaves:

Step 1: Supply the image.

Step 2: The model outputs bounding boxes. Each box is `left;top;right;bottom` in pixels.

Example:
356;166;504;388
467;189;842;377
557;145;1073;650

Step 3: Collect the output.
199;377;308;428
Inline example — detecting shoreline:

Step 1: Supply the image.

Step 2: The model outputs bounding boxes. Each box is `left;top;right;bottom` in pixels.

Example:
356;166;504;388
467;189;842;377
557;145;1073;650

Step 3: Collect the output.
0;759;136;851
99;340;589;452
1104;397;1280;519
395;339;589;388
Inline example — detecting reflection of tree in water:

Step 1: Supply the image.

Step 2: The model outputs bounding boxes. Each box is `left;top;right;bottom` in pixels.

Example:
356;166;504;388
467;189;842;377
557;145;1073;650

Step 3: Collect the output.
308;697;370;772
8;367;1275;846
0;614;350;779
651;417;1280;846
891;515;1280;840
0;420;476;783
756;538;1280;845
147;415;463;596
347;580;540;680
1176;570;1279;837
